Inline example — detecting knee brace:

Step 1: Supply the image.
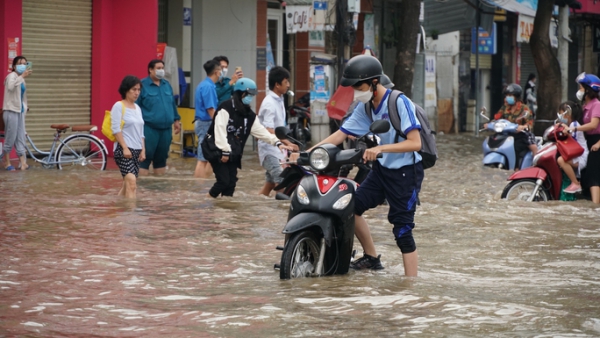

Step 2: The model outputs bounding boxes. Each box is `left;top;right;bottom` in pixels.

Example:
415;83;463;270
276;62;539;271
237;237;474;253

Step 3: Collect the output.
393;225;416;254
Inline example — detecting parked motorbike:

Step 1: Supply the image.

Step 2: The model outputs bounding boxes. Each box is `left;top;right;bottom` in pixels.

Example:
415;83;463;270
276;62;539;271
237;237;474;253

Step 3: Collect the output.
288;93;311;144
501;117;582;201
274;120;390;279
480;107;540;170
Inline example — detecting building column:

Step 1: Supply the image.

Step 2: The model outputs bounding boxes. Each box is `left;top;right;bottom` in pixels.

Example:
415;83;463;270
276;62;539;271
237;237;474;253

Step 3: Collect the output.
0;0;22;105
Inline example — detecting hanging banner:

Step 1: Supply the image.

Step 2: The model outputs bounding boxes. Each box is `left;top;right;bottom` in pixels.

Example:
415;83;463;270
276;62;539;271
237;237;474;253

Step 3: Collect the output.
364;14;375;51
286;6;310;33
483;0;537;17
7;37;20;73
424;54;437;108
310;64;331;103
156;43;167;60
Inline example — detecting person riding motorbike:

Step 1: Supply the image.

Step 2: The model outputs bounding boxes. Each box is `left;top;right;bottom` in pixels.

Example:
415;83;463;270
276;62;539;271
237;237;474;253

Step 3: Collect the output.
485;83;537;157
291;56;424;276
568;72;600;204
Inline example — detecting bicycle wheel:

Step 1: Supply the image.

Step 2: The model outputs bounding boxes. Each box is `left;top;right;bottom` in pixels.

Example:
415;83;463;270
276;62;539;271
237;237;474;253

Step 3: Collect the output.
56;135;107;170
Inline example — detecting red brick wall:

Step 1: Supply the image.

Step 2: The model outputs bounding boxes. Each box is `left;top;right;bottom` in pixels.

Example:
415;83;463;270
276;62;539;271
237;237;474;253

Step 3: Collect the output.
256;0;267;110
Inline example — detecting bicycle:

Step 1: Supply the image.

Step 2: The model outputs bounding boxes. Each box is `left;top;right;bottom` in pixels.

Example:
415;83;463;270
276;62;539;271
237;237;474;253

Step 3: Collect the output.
17;123;108;170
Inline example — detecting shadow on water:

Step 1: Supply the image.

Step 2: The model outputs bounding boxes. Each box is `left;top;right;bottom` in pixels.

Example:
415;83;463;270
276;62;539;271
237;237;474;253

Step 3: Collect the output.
1;134;600;337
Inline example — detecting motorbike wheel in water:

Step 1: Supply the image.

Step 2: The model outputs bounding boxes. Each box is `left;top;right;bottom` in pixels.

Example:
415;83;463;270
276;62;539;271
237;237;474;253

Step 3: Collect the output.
501;179;550;201
280;230;323;279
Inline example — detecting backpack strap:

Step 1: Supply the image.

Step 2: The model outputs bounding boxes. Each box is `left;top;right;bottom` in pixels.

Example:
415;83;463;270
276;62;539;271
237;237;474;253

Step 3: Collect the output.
386;90;404;142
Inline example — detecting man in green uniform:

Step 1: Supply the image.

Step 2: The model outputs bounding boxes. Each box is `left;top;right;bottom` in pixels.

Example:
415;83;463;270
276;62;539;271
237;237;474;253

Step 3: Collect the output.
136;59;181;176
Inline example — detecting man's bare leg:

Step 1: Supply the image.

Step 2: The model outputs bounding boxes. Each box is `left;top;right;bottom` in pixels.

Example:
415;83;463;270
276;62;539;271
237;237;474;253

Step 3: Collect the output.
194;160;209;178
402;251;418;277
259;182;276;196
354;215;377;257
154;167;167;175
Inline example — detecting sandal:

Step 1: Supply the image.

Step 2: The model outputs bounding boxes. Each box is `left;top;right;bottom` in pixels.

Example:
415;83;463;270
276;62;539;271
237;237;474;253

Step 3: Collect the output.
5;165;15;171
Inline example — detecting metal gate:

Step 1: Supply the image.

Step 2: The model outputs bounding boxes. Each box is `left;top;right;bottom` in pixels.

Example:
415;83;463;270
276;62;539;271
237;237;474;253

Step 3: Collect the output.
22;0;92;150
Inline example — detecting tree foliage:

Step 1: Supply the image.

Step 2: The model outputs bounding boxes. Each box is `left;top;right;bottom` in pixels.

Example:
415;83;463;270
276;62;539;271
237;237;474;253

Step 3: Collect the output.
530;0;562;135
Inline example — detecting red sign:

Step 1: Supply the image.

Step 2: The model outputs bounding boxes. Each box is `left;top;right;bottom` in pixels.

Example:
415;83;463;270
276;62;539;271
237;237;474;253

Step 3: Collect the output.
156;43;167;60
7;37;20;73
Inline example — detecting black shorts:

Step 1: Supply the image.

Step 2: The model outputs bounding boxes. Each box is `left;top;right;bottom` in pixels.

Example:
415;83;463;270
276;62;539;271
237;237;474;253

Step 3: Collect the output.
114;144;142;178
355;161;424;234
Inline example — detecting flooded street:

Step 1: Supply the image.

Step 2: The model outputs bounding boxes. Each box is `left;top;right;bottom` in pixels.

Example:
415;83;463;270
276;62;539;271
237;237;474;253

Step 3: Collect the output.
1;133;600;337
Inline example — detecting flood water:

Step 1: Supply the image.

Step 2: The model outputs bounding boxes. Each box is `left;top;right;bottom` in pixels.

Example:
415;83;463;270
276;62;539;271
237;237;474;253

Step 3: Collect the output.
1;134;600;337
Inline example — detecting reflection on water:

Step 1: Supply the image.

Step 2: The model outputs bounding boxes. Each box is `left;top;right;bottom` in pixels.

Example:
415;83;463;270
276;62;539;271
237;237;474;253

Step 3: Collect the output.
1;134;600;337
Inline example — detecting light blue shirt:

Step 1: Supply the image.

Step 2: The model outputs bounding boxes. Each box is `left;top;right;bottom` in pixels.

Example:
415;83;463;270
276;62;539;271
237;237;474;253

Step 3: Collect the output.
340;90;422;169
195;77;218;121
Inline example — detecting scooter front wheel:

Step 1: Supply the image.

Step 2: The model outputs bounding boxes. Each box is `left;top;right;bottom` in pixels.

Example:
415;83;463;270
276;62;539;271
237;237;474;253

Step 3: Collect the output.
501;179;550;202
280;230;322;279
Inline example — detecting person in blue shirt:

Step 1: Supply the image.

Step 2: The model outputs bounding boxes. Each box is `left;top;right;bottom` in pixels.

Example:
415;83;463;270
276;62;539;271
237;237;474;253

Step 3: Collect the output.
213;55;244;105
301;55;424;276
193;59;221;178
136;59;181;176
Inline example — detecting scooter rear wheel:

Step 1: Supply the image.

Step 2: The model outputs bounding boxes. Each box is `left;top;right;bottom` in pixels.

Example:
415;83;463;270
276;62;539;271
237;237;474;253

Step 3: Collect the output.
280;230;322;279
501;179;550;202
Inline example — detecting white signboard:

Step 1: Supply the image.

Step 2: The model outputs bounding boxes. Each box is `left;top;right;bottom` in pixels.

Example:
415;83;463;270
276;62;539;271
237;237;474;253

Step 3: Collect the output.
363;14;375;50
517;14;534;43
286;6;310;34
425;54;437;108
517;14;558;48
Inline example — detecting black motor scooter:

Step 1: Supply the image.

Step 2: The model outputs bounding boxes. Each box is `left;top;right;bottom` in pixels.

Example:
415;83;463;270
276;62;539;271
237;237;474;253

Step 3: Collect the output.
274;120;390;279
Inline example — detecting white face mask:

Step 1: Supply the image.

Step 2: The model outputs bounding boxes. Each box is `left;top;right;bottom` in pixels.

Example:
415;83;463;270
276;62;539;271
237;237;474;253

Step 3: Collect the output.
155;69;165;79
353;89;372;104
222;68;228;78
576;90;585;101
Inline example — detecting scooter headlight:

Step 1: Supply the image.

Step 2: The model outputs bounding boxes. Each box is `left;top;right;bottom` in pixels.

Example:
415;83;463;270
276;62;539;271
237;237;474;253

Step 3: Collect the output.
494;122;507;133
309;147;330;170
332;194;352;210
296;184;310;205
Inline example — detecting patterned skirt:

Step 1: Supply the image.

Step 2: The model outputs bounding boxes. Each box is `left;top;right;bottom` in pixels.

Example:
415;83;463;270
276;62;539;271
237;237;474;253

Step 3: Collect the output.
114;144;142;178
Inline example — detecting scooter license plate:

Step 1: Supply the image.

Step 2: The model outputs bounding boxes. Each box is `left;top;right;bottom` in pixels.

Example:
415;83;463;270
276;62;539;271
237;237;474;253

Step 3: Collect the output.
288;117;298;124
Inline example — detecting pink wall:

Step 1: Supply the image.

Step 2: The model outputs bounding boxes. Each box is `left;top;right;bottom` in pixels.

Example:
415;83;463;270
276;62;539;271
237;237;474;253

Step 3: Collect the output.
0;0;23;108
92;0;158;151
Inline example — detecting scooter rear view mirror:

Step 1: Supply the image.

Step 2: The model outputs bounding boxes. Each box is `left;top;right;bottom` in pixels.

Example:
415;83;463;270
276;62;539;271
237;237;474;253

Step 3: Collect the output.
369;120;391;134
479;106;490;121
275;126;291;139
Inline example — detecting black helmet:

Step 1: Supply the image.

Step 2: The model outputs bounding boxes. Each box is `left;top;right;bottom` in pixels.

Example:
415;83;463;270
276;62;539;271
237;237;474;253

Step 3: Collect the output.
504;83;522;98
380;74;394;89
340;55;383;87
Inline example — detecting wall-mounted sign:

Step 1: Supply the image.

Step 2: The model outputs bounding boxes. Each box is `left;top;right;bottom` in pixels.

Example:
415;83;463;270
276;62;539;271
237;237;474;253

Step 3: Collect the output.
286;6;310;33
471;23;497;55
183;7;191;26
256;48;267;70
7;37;20;73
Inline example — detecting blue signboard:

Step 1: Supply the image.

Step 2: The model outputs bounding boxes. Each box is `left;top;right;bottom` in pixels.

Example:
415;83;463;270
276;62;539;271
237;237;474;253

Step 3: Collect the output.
183;8;192;26
471;23;497;55
314;1;327;10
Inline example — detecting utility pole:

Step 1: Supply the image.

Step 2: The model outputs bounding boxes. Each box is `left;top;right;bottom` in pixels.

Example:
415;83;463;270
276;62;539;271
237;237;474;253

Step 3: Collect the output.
336;0;347;87
558;5;570;102
475;5;481;137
